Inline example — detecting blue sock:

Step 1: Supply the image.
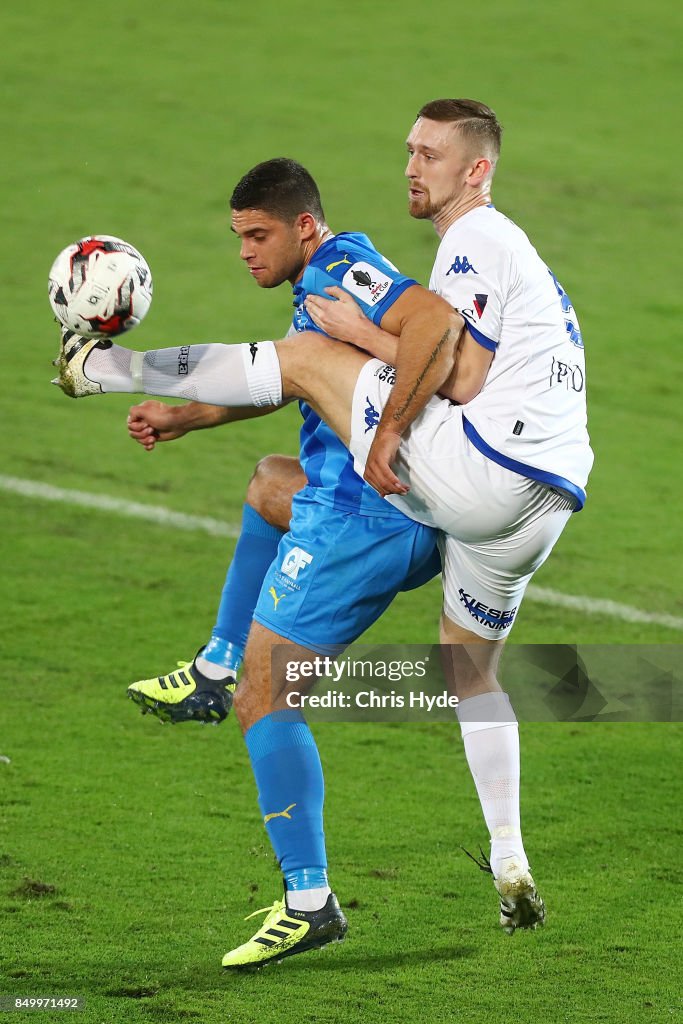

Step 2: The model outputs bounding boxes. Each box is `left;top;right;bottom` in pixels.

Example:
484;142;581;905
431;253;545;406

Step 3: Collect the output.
204;504;284;672
245;710;327;888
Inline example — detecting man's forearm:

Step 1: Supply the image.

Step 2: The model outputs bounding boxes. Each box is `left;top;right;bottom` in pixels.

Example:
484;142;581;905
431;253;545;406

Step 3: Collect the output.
380;307;463;436
349;319;399;364
175;401;279;431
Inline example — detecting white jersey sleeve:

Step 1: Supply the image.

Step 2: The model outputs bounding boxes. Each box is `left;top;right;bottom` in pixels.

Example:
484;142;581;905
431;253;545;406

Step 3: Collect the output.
429;227;508;353
430;205;593;508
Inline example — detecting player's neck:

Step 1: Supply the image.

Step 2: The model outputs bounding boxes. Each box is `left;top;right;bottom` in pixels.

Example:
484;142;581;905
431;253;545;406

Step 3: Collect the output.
299;224;335;276
432;193;491;238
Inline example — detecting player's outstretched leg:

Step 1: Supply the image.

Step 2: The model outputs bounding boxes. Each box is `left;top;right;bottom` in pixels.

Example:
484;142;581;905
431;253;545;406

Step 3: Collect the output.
51;329;365;451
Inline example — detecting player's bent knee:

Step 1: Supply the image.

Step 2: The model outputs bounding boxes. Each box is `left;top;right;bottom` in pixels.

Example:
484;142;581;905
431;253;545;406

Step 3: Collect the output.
439;613;505;696
246;455;304;528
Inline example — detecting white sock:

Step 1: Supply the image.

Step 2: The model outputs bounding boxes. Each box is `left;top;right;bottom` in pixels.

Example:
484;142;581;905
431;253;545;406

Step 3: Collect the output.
285;886;331;912
85;340;282;406
84;342;134;392
457;691;528;877
194;655;236;681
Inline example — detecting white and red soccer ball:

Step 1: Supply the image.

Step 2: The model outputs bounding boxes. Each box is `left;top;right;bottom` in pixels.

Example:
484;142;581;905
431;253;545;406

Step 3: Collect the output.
48;235;153;339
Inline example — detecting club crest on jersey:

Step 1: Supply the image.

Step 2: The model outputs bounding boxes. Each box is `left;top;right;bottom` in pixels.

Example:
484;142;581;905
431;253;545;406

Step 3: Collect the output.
280;547;313;581
342;261;392;306
473;293;488;318
462;294;489;321
446;256;478;276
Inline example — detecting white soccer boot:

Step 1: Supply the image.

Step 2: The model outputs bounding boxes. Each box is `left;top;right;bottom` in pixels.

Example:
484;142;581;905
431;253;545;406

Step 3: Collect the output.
51;328;109;397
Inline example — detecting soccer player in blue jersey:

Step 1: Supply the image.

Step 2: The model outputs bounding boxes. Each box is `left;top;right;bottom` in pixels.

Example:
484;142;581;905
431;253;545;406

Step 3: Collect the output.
54;157;465;966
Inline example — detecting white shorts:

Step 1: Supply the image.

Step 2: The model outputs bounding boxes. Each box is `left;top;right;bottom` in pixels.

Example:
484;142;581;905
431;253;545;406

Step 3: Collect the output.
350;360;575;639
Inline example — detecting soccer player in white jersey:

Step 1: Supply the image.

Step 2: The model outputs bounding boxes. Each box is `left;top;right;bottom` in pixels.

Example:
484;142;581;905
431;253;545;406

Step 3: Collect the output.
53;99;592;951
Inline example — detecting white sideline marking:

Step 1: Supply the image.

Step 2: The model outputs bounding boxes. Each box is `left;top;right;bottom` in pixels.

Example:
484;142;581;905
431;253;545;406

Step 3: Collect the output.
0;474;239;539
525;585;683;632
2;474;682;632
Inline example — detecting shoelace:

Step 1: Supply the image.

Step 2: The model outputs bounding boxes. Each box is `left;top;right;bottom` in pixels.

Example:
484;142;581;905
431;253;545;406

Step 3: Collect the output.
244;899;286;923
460;845;493;874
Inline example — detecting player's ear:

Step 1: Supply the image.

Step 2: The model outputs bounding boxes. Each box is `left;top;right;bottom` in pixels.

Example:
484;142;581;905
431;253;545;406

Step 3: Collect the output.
296;212;318;241
467;156;492;187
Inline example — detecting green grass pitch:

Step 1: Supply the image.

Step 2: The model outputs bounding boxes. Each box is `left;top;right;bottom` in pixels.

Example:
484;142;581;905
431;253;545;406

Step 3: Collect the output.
1;1;682;1021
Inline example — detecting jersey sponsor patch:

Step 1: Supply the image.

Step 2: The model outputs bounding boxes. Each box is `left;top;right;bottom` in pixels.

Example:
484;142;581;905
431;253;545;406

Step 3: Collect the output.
374;362;396;385
549;356;585;393
342;262;393;306
473;293;488;318
458;588;517;631
460;294;489;321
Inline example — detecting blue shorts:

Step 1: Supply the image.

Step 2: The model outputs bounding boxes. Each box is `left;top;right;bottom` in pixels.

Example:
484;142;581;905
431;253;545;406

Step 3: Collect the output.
253;486;441;654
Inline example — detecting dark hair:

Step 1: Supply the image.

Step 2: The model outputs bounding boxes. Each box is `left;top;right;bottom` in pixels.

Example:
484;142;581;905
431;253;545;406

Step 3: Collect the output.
417;99;502;160
230;158;325;222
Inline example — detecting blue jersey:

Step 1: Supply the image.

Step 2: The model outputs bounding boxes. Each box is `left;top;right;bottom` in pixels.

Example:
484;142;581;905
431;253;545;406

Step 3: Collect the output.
291;232;416;516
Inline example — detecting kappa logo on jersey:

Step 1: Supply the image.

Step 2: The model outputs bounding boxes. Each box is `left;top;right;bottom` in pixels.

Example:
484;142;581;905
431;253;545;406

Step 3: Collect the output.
325;254;352;273
549;357;585;393
177;346;190;375
364;397;380;433
280;547;313;581
458;589;517;631
342;262;392;306
446;256;478;276
249;342;259;365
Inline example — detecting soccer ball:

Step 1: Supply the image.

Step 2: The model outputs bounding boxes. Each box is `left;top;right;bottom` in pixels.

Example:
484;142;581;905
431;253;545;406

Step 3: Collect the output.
48;235;153;339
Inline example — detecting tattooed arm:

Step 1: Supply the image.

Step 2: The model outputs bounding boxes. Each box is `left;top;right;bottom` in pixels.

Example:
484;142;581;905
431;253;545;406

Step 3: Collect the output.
363;284;465;497
305;285;489;405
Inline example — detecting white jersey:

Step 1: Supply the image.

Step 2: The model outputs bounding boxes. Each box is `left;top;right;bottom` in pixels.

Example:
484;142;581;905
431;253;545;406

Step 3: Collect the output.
430;205;593;508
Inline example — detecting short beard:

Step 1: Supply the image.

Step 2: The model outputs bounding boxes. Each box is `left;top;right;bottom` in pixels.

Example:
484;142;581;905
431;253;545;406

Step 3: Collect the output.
408;196;436;220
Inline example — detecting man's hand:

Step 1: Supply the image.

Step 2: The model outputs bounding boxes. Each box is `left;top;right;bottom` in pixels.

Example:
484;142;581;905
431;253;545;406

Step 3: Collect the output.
305;287;367;344
127;401;189;451
363;428;409;498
